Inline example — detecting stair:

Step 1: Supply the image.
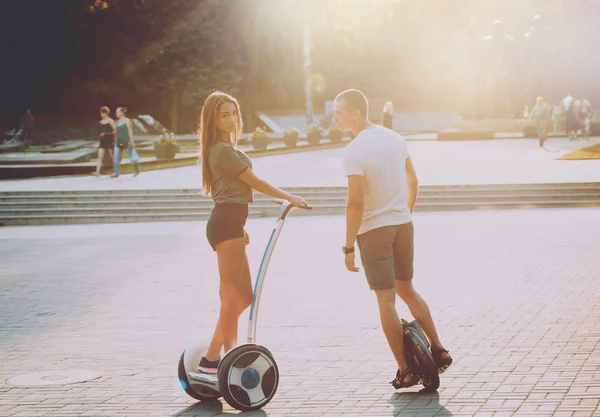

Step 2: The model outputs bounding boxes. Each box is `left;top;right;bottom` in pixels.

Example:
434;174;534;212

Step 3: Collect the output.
0;183;599;226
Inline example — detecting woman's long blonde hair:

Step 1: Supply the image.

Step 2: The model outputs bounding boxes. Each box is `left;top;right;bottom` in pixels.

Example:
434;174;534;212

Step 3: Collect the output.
198;91;243;196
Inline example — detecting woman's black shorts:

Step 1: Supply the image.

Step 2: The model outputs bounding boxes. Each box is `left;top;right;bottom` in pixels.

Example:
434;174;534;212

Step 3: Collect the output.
206;202;249;251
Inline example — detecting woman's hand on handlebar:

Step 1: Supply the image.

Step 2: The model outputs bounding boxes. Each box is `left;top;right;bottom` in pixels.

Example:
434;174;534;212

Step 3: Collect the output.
238;168;308;207
287;194;307;208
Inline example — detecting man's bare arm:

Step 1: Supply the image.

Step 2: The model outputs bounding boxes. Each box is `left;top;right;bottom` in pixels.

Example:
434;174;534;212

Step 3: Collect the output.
406;157;419;213
345;175;365;248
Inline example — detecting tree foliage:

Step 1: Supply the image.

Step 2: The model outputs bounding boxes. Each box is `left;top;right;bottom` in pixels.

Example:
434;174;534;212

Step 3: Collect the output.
3;0;591;131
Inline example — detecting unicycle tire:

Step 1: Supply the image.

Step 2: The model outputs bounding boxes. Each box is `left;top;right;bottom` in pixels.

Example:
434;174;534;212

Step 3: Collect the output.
402;320;440;392
422;371;440;392
403;320;437;374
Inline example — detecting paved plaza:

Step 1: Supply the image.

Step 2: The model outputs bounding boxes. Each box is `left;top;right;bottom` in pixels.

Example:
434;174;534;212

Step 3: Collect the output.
1;209;600;416
1;138;599;192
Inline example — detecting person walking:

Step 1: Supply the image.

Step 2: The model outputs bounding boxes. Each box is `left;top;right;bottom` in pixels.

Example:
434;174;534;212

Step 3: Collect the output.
112;107;141;178
92;106;115;177
529;97;548;147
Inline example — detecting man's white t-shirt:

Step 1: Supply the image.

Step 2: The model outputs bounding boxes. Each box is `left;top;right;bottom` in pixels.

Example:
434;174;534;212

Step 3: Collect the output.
342;124;412;236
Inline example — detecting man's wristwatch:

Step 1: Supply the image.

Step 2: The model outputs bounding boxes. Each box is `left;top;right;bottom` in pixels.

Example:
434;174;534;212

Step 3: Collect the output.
342;246;355;255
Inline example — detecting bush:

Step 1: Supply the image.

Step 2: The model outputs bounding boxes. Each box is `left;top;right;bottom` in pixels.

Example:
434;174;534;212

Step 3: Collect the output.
251;128;269;150
283;127;300;147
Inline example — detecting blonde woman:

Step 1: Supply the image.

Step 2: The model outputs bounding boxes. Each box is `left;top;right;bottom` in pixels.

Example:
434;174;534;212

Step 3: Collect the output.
197;91;307;373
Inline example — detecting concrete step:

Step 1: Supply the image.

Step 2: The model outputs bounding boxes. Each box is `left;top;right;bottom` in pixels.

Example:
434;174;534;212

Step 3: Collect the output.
1;200;600;226
1;182;599;226
0;210;263;226
0;192;341;203
1;182;599;198
0;185;599;203
1;192;600;211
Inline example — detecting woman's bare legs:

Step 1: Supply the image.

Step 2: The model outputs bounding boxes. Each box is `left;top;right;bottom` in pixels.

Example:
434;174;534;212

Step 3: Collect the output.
205;243;254;360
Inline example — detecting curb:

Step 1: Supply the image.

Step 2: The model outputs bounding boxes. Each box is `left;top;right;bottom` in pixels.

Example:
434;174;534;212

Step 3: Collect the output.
0;139;352;180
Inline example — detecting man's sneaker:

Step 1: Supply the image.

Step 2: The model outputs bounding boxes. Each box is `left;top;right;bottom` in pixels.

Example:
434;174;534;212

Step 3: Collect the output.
197;356;220;374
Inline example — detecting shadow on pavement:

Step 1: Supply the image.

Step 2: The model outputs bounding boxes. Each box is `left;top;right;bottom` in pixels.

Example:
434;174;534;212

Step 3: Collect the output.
172;399;268;417
389;390;452;416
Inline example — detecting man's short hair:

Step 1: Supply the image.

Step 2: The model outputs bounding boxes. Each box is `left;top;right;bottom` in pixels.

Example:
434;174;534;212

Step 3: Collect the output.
335;89;368;118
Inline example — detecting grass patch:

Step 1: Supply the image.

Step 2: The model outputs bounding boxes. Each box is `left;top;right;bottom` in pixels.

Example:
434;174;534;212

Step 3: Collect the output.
24;146;51;153
136;143;197;158
558;143;600;160
178;143;200;152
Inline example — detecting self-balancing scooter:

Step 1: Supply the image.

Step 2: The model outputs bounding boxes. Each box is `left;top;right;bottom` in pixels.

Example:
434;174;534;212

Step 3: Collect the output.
178;201;312;411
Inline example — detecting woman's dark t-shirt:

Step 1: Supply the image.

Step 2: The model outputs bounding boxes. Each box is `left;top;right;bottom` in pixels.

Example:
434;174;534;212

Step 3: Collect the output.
208;141;253;204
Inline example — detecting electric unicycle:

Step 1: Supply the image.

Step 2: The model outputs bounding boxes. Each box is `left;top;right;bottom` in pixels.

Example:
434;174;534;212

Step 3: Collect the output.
400;318;440;392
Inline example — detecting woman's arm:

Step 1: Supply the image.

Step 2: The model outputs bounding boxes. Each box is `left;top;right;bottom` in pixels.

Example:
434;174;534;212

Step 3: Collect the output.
239;168;292;200
239;168;306;207
215;147;306;205
126;119;135;148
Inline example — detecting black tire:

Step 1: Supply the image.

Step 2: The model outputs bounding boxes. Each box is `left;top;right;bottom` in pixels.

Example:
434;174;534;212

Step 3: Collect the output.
218;344;279;412
404;324;440;392
422;372;440;392
177;352;221;401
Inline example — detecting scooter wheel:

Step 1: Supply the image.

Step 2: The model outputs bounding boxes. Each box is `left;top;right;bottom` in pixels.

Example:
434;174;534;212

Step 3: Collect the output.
218;344;279;412
178;352;221;401
178;339;221;401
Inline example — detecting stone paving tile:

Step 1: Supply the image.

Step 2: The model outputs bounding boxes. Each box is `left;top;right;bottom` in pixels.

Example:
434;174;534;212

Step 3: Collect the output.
1;209;600;416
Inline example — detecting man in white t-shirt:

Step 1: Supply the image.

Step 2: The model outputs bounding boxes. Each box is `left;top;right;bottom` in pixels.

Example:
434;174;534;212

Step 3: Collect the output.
333;89;452;390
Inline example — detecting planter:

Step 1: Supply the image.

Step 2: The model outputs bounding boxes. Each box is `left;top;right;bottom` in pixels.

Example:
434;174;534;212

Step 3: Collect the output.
307;131;321;145
252;136;269;150
329;130;343;142
283;134;299;147
154;143;177;160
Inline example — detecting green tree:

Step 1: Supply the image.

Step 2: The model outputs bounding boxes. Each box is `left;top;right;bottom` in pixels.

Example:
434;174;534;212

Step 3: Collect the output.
73;0;246;132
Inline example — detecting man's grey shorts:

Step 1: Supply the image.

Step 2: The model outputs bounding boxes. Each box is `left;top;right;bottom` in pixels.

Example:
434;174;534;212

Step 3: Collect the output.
357;222;414;291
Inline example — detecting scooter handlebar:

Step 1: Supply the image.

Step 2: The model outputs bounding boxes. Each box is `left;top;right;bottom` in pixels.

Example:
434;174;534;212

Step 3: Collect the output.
274;199;312;210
